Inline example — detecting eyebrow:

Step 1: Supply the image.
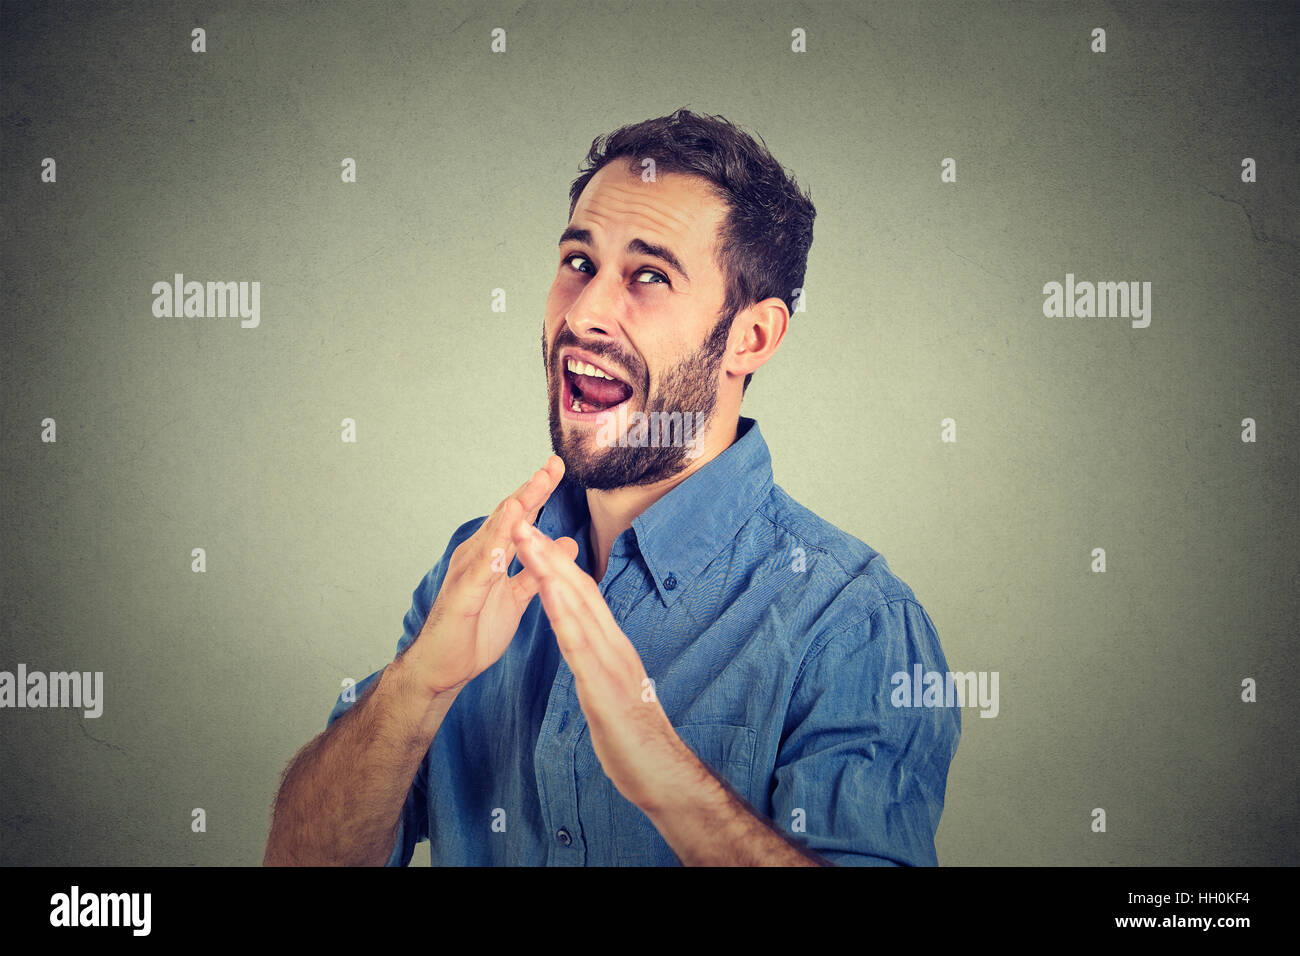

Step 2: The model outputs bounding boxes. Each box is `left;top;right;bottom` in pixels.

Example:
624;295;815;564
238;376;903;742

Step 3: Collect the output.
558;226;690;282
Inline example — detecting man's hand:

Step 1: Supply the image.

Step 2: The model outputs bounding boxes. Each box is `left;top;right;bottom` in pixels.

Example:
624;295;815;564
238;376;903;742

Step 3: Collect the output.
401;456;580;699
264;457;579;867
511;519;829;865
509;520;694;812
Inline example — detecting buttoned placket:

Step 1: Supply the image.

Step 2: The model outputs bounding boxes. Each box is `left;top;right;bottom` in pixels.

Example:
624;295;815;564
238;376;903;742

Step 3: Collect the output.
536;653;586;865
534;528;652;865
531;503;585;864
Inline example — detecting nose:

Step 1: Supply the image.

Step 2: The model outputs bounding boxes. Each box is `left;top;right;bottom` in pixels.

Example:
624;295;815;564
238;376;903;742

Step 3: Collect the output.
564;268;623;340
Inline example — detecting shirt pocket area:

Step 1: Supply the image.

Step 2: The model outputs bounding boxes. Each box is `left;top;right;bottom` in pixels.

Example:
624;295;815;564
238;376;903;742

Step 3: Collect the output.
606;722;758;866
674;722;757;787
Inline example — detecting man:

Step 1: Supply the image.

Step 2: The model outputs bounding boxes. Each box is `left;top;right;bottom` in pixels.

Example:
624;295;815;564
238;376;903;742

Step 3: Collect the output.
264;109;959;866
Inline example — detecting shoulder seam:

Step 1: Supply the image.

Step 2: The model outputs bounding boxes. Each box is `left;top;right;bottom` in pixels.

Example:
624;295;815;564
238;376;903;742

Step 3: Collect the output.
792;597;926;688
754;495;866;582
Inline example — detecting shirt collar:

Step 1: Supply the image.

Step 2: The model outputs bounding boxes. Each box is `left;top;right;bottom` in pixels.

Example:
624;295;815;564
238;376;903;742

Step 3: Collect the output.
535;416;773;608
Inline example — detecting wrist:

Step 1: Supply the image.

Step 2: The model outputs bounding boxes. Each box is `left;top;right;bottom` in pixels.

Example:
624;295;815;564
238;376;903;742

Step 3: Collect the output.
383;654;463;738
391;634;469;702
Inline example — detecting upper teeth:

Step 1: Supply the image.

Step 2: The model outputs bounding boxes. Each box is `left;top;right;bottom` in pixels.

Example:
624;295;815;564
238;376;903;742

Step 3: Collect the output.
567;358;615;380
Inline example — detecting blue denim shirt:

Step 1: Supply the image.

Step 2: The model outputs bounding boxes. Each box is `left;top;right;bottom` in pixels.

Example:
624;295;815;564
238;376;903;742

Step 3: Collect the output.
327;417;959;865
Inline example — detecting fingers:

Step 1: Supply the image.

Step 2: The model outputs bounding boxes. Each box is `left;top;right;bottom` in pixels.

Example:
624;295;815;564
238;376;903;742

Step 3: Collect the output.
482;456;566;578
554;536;582;562
505;536;578;609
510;455;565;519
484;455;565;554
454;456;566;600
511;524;626;673
492;455;565;543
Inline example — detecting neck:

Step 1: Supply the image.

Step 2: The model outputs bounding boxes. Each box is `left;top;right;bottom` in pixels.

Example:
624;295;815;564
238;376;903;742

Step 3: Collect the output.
585;415;741;582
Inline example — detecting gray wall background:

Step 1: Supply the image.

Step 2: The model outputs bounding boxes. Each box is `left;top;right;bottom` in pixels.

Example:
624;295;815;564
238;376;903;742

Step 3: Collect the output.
1;0;1296;866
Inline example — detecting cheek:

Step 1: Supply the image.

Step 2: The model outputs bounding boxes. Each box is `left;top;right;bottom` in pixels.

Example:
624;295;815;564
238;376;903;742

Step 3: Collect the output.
544;289;575;338
647;335;690;375
642;350;671;393
542;289;566;334
546;272;581;309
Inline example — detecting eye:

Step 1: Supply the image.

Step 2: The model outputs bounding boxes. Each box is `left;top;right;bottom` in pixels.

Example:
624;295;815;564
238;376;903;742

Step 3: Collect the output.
563;253;594;274
562;253;669;287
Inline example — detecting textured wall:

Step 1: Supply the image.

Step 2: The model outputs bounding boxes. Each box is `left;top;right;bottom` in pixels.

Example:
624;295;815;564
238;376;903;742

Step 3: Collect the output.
1;0;1296;866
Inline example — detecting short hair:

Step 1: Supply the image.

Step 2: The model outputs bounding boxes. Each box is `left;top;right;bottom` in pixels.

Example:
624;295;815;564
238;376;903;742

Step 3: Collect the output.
568;109;816;394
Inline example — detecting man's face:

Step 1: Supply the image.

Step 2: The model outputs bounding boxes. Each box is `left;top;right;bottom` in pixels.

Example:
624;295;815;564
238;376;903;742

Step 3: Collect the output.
542;162;734;490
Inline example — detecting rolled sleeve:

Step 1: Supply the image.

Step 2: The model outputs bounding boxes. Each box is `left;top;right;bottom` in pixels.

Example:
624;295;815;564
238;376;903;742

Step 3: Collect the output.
771;599;961;866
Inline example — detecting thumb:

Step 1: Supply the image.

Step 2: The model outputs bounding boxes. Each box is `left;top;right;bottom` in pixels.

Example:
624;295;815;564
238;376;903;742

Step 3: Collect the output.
506;536;581;609
553;536;580;562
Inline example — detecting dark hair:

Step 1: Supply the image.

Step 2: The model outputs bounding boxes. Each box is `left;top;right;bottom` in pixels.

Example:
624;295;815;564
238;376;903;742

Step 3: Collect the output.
568;109;815;394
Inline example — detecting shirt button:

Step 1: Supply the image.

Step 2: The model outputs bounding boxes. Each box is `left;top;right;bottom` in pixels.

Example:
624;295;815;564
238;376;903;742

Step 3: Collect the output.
664;573;677;590
556;827;573;847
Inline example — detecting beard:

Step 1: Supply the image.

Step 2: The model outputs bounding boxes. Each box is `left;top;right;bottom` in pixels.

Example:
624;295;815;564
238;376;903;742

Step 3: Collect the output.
543;309;732;490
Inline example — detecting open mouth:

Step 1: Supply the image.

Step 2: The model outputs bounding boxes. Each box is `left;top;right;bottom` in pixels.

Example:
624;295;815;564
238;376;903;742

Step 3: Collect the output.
561;354;635;418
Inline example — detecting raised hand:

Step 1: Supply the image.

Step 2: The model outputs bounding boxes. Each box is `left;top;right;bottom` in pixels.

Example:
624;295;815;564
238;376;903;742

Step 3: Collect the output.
402;455;580;698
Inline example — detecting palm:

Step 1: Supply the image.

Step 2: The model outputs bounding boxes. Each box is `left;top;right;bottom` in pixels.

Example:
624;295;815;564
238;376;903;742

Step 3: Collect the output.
469;569;533;675
410;457;573;697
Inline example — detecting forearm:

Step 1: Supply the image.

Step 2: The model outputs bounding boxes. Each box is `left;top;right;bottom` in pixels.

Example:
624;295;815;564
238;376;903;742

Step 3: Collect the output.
642;750;830;867
264;657;456;866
